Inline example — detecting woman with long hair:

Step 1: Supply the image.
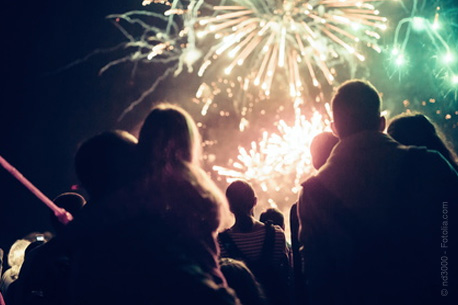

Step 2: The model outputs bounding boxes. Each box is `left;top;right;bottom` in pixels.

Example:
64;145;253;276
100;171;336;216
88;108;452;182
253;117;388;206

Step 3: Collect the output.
388;112;458;171
137;103;232;284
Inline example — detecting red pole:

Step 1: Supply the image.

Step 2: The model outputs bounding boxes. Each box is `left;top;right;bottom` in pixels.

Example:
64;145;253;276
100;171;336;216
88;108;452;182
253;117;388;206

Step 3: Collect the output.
0;155;73;224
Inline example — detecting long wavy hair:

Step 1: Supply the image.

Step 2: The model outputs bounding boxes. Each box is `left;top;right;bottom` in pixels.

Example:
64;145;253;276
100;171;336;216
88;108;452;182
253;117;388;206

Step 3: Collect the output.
137;103;232;230
138;104;200;172
388;112;458;171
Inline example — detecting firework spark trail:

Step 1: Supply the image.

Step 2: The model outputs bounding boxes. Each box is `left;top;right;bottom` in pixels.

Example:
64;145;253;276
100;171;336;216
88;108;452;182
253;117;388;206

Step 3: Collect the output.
213;103;331;205
106;0;393;119
390;1;458;99
118;64;179;120
56;0;457;120
193;0;389;99
96;0;457;198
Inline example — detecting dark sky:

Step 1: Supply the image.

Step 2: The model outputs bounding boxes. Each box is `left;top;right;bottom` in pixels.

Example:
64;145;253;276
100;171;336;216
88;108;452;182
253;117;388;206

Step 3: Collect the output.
0;1;155;250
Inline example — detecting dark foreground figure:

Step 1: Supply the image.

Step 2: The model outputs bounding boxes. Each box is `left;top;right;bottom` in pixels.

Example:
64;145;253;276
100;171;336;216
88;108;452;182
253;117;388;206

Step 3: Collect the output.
60;106;236;305
298;80;458;305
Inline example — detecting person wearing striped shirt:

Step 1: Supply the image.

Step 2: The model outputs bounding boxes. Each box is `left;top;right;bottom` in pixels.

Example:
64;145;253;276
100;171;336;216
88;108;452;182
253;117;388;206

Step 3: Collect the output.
218;180;291;305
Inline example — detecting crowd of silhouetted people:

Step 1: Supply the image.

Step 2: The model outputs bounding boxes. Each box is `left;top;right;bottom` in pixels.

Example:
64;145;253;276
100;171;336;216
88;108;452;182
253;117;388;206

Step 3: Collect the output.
1;80;458;305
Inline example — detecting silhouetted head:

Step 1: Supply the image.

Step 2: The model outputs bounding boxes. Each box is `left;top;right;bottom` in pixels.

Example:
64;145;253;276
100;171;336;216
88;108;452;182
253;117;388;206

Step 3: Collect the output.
331;80;385;138
138;104;201;174
226;180;257;216
388;113;458;170
310;132;339;170
75;130;138;200
50;192;86;234
259;208;285;230
220;258;267;305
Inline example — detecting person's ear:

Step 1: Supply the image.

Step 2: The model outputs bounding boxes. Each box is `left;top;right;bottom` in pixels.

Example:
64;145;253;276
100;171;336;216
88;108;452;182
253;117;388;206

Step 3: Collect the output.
331;122;340;138
379;116;386;132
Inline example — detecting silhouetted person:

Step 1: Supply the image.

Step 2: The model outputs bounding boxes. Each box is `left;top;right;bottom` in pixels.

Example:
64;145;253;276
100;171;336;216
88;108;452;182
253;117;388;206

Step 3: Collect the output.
260;208;285;230
290;131;338;305
50;193;86;235
220;258;268;305
136;103;232;285
61;130;139;238
66;110;237;305
54;130;145;304
74;130;139;201
388;112;458;171
309;132;339;170
11;193;86;305
297;80;458;305
219;180;290;305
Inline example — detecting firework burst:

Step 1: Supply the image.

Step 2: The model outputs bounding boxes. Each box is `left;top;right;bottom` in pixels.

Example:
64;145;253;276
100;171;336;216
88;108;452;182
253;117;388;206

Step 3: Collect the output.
212;101;331;205
195;0;389;99
94;0;457;209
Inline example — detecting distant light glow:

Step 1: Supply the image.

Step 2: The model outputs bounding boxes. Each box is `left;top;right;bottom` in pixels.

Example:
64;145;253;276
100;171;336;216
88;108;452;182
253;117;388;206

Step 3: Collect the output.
443;53;454;64
412;17;426;31
395;54;405;66
452;75;458;85
213;105;331;204
194;0;390;101
432;21;440;31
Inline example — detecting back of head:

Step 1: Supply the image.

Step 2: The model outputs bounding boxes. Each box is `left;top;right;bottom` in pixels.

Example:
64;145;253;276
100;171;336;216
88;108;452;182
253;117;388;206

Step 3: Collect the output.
137;104;233;232
388;113;458;169
388;113;437;145
259;208;285;230
75;130;138;200
310;132;339;169
50;192;86;234
220;258;267;305
226;180;256;216
137;104;201;174
332;79;382;138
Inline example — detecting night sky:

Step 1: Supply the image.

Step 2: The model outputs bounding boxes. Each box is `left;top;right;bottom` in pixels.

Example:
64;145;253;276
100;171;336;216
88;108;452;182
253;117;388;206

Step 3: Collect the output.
1;1;458;253
0;1;155;250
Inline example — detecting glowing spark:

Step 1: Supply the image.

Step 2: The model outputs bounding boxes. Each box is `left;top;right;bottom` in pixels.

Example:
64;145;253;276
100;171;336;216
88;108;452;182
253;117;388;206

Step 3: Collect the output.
452;75;458;85
195;0;389;98
97;0;457;118
213;105;331;203
412;16;426;31
443;53;454;64
391;2;457;97
395;54;405;66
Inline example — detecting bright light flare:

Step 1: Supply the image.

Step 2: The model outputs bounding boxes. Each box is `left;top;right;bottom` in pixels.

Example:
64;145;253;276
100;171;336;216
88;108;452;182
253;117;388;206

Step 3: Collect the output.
395;54;405;66
213;106;331;204
443;53;454;64
452;75;458;85
196;0;390;99
412;17;426;31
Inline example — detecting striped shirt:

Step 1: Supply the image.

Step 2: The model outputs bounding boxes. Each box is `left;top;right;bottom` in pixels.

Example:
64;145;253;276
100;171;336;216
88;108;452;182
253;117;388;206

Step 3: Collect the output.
218;225;288;264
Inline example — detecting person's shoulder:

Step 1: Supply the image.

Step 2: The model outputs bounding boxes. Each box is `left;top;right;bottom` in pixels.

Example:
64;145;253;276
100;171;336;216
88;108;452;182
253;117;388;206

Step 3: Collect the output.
300;174;319;188
406;145;457;172
404;146;458;195
300;175;326;195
